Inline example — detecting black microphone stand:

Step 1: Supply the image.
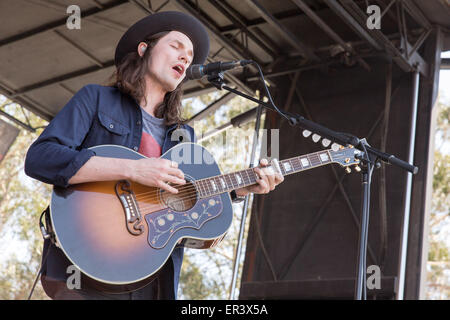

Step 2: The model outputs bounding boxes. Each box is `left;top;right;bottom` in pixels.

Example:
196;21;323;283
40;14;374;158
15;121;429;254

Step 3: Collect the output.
205;68;418;300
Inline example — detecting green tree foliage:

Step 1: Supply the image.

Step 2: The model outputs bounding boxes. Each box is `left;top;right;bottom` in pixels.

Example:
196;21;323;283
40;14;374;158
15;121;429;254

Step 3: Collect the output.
0;101;50;299
178;254;224;299
426;95;450;299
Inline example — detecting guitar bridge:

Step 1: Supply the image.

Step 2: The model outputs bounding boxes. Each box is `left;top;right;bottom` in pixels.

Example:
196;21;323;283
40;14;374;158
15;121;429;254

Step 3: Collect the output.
115;180;144;236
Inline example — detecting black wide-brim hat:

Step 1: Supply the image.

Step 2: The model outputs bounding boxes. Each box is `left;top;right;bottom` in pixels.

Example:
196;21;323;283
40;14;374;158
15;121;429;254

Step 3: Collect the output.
114;11;210;67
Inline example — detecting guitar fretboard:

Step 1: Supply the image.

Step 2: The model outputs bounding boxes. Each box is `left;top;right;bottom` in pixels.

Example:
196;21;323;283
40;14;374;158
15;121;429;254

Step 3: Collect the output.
194;149;333;198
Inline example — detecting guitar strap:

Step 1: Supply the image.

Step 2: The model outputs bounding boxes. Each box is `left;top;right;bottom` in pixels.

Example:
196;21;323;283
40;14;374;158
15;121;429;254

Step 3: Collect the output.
39;205;56;244
28;205;54;300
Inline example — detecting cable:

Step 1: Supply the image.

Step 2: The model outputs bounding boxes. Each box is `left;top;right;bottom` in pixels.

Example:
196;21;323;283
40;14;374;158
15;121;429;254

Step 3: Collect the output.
248;61;293;124
27;246;51;300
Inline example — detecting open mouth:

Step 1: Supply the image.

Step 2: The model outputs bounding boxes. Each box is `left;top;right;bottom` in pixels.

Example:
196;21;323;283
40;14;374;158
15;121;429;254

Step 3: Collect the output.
172;65;184;76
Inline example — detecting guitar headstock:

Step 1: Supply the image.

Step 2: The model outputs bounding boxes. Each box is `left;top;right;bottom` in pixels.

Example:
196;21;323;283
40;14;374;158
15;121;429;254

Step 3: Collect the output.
329;145;362;173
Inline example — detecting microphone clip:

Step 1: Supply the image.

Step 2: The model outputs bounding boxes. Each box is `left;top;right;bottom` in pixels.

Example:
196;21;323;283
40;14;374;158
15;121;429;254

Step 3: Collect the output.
207;71;225;90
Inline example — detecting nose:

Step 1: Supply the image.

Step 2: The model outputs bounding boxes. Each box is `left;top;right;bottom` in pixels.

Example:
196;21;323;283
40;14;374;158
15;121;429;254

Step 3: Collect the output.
179;55;188;65
179;50;190;66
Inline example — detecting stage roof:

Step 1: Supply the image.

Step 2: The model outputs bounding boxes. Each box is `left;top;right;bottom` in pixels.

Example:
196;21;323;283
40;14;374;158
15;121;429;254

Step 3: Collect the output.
0;0;449;123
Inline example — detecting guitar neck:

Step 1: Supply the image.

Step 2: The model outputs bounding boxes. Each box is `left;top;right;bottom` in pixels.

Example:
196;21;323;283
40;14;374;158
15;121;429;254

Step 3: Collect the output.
195;149;333;198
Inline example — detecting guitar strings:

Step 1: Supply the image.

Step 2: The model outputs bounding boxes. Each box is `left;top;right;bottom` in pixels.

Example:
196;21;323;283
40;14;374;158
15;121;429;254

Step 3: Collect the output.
133;169;259;199
133;152;350;200
133;151;314;199
133;179;240;201
136;165;261;197
133;166;262;201
137;172;353;213
132;153;352;208
136;194;201;213
136;189;210;210
136;192;207;212
133;153;351;203
135;185;232;212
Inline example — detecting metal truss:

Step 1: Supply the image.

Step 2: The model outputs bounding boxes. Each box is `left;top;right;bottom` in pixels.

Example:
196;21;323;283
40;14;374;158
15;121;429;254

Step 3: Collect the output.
325;0;432;76
275;67;408;280
0;0;437;123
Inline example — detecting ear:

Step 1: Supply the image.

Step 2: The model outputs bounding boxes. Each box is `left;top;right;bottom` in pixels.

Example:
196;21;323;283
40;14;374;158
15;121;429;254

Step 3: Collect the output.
137;42;147;57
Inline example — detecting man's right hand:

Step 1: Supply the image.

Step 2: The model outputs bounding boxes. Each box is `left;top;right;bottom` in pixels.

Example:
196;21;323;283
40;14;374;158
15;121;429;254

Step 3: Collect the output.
129;158;186;194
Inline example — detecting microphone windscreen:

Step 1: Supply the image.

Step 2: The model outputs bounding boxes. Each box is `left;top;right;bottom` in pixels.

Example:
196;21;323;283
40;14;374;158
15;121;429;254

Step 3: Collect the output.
186;65;203;80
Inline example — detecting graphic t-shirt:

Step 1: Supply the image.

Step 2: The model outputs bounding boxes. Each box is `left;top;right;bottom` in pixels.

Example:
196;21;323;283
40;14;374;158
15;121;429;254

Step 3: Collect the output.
138;109;167;158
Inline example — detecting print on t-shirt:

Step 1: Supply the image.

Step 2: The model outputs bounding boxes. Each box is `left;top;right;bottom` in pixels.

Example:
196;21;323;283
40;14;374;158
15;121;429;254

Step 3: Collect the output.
138;109;167;158
139;131;162;158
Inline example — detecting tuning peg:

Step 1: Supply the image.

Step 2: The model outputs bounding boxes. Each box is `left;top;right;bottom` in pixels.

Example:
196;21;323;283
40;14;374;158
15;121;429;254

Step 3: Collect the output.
302;130;312;137
345;167;352;174
354;165;361;172
331;143;341;151
321;138;331;147
312;134;321;143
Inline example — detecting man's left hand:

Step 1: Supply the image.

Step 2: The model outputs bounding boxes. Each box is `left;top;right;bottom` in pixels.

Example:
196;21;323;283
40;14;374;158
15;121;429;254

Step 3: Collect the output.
234;158;284;197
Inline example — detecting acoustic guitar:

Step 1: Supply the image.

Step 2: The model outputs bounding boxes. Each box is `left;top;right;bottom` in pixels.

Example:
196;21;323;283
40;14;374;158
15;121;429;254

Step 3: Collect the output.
49;143;360;293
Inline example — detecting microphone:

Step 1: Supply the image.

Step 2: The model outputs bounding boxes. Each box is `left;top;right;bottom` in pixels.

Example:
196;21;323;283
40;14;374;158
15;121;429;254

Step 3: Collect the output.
186;60;252;80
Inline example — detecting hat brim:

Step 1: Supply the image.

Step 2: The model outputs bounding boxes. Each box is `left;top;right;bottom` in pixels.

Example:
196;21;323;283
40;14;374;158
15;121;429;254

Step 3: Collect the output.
114;11;210;67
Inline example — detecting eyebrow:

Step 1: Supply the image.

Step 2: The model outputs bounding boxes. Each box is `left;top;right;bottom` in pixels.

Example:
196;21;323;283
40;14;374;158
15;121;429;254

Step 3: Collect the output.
171;39;193;57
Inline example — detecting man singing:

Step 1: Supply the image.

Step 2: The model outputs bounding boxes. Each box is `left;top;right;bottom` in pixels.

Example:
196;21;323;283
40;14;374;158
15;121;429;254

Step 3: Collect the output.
25;11;283;300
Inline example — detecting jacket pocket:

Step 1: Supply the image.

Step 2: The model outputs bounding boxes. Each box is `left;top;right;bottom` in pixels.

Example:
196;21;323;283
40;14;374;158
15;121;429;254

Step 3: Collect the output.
97;111;130;136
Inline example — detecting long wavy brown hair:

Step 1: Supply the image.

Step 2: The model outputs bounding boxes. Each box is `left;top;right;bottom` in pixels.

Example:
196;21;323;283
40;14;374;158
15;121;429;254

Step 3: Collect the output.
107;31;186;126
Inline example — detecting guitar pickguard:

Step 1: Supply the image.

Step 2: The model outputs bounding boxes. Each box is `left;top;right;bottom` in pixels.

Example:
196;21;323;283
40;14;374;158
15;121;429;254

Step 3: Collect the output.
145;195;223;249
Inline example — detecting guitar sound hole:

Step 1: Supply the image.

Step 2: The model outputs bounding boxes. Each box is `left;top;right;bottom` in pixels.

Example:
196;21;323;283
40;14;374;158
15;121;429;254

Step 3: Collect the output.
159;179;198;212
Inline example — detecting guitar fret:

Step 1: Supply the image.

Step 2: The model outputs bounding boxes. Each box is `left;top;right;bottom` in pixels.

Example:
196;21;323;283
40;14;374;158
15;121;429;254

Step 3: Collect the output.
292;157;302;172
201;179;209;197
280;161;287;175
237;172;244;187
319;151;331;163
309;153;321;166
230;173;238;188
219;176;227;190
315;153;322;165
234;173;241;186
244;169;252;185
196;180;205;197
300;156;310;168
244;170;251;185
247;169;256;184
281;160;292;174
209;178;218;193
236;172;245;187
205;179;212;195
218;176;226;192
213;176;221;193
224;173;235;190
